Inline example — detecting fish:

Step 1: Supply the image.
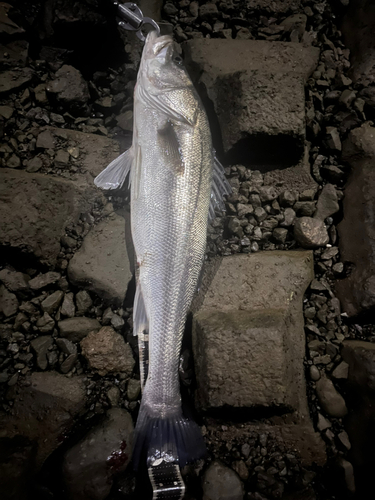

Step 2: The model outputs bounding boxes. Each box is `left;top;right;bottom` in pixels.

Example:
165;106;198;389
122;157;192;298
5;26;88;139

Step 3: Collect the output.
94;30;230;472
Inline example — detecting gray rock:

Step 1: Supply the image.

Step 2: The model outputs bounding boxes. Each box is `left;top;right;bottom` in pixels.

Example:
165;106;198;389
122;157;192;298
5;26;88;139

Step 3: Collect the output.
313;184;339;221
75;290;92;315
36;130;55;149
54;149;70;168
107;386;120;407
0;3;25;36
309;365;320;381
47;65;90;111
202;461;244;500
294;217;329;249
332;361;349;380
336;123;375;316
68;214;132;306
0;169;99;267
36;313;55;334
272;227;288;243
317;413;331;432
279;190;296;207
193;251;313;414
183;40;319;161
293;201;316;217
7;154;21;168
61;293;76;318
127;379;141;401
0;372;86;468
80;326;135;376
58;317;101;343
325;127;342;151
0;285;18;317
0;68;34;96
63;408;133;500
29;272;61;291
0;269;29;294
41;291;64;314
337;458;356;494
315;376;348;418
56;338;77;355
280;207;296;227
111;314;125;330
30;336;53;370
60;354;78;374
26;156;43;173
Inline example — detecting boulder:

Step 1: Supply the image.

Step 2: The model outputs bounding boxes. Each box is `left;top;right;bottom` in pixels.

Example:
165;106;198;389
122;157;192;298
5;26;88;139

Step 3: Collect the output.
0;169;100;267
63;408;133;500
202;461;244;500
68;213;132;305
47;65;90;113
0;372;86;469
294;217;330;249
183;39;319;166
336;123;375;316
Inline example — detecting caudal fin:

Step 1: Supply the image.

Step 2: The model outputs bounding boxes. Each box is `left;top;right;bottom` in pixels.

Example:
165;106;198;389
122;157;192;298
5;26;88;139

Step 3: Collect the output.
132;402;206;470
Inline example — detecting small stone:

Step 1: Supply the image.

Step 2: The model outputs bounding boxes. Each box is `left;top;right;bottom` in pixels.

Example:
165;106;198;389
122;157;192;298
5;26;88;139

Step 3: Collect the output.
280;207;296;227
272;227;288;243
258;186;277;203
199;3;218;20
321;246;339;260
314;184;339;221
237;203;253;217
163;3;178;16
75;290;92;315
0;285;19;317
254;207;267;222
80;326;135;376
7;154;21;168
31;335;53;370
338;430;351;450
316;376;348;418
337;458;355;494
325;127;342;151
293;201;316;217
102;307;115;325
111;314;125;330
232;460;248;481
54;149;70;168
317;413;331;431
29;272;61;291
189;1;199;17
278;191;296;207
58;317;101;342
202;461;243;500
294;217;329;249
36;312;55;333
41;290;64;314
310;365;320;381
60;293;75;318
0;269;29;293
56;338;77;355
116;110;133;131
26;156;43;173
107;386;120;406
332;361;349;379
127;378;141;401
36;130;55;149
60;353;78;373
0;105;14;119
339;89;357;108
241;443;250;459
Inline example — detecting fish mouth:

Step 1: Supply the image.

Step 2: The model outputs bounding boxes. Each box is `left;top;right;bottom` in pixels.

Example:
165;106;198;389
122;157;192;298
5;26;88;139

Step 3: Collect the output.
148;33;174;56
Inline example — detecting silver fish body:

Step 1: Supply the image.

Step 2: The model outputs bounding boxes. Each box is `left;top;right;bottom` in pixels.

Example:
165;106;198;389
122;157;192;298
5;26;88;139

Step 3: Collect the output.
95;30;230;469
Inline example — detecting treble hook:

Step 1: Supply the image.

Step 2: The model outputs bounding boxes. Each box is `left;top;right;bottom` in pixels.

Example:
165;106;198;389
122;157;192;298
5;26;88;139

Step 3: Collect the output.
113;2;160;41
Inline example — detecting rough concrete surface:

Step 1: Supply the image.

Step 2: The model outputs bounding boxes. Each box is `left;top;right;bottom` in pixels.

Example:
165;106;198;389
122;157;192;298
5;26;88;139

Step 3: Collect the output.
68;213;132;305
0;169;99;267
193;251;313;415
336;123;375;316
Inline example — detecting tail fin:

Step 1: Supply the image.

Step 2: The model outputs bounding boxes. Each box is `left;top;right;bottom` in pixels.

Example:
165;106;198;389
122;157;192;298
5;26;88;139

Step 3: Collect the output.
132;402;206;470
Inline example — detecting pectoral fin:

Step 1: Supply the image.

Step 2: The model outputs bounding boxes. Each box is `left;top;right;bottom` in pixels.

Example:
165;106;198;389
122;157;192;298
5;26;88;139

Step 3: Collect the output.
158;121;184;175
94;148;133;190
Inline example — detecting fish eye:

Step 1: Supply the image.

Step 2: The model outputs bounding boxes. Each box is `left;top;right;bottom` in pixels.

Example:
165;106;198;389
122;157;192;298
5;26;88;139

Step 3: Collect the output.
173;55;183;65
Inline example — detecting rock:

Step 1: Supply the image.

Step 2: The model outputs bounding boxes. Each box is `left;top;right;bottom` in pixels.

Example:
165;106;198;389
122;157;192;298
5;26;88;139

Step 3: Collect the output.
0;372;86;468
0;268;29;293
315;376;348;418
75;290;92;315
7;154;21;168
317;413;331;432
107;386;120;407
54;149;70;168
47;65;90;113
26;156;43;173
0;3;25;36
183;40;319;164
325;127;342;152
41;290;64;314
202;461;244;500
332;361;349;379
29;272;61;291
56;338;77;355
30;336;53;370
0;105;13;120
60;354;78;374
116;110;133;131
199;3;219;20
309;365;320;381
58;317;101;343
0;169;99;267
336;123;375;316
68;214;132;306
80;326;135;376
293;201;316;217
313;184;339;221
0;284;18;317
36;312;55;334
273;227;288;243
36;130;55;149
294;217;329;249
127;379;141;401
0;68;34;96
279;190;297;207
63;408;133;500
193;251;313;414
337;458;356;494
61;293;76;318
341;0;375;85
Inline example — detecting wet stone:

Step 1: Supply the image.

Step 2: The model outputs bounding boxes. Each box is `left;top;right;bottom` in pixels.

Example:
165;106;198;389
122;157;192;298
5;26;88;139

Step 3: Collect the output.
31;335;53;370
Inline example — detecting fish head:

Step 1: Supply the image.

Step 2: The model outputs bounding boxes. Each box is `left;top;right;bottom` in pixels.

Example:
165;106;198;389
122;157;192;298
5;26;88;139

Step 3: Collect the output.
139;30;192;93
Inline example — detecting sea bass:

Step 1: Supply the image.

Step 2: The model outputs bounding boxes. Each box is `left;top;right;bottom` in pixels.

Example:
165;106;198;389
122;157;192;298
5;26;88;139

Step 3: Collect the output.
95;30;230;471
